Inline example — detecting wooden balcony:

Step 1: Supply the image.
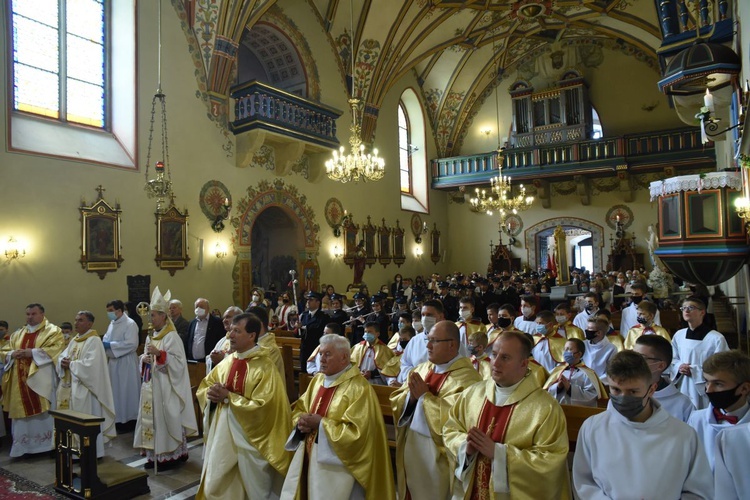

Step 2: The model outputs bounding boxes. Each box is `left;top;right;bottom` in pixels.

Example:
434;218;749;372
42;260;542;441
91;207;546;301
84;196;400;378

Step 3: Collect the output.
431;127;716;190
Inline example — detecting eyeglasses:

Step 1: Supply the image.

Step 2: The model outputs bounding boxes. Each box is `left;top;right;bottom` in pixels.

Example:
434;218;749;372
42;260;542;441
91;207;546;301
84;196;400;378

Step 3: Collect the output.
639;355;663;363
425;337;454;345
680;305;701;312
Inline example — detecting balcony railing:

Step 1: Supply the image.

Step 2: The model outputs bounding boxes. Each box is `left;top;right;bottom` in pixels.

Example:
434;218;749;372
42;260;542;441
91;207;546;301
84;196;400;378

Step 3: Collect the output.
432;127;715;189
229;80;342;149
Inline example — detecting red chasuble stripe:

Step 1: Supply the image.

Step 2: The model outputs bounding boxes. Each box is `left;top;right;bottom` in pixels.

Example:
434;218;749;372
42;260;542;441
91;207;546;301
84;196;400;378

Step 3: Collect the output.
424;370;449;395
470;398;516;500
225;357;249;395
302;384;339;498
18;332;43;416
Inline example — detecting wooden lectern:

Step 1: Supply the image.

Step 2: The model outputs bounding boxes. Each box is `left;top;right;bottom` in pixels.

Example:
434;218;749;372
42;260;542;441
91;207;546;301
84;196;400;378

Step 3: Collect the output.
50;409;149;499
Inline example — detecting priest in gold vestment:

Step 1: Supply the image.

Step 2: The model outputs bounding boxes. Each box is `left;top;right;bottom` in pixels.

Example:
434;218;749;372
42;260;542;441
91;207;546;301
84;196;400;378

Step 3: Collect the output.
390;321;482;499
1;303;64;457
245;305;285;380
196;313;292;499
444;330;570;499
281;334;395;500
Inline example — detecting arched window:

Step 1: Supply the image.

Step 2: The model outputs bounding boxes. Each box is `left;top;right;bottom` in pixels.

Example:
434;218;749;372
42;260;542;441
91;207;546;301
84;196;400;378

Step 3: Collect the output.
398;89;428;213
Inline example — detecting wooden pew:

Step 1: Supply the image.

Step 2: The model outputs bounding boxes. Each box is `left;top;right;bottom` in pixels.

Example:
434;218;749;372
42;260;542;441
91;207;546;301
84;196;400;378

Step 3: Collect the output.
562;404;604;451
275;336;301;373
187;361;205;435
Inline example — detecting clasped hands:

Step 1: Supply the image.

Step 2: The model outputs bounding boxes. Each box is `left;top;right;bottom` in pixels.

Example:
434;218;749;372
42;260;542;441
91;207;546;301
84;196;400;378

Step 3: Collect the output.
297;413;323;434
12;348;33;360
466;427;495;459
61;357;71;369
206;382;230;403
678;363;692;376
408;371;430;403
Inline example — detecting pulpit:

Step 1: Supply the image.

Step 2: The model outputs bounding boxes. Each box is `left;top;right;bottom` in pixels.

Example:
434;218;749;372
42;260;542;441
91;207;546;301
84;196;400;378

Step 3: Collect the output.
51;409;149;500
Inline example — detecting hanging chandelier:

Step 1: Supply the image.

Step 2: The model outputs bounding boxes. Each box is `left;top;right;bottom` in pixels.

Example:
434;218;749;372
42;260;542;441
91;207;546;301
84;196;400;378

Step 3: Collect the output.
143;0;173;213
326;98;385;183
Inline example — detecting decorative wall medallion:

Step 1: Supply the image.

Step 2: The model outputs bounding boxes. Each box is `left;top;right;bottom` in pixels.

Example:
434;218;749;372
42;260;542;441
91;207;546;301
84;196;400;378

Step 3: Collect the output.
324;198;345;227
199;180;231;221
411;213;423;238
504;214;523;236
605;205;634;230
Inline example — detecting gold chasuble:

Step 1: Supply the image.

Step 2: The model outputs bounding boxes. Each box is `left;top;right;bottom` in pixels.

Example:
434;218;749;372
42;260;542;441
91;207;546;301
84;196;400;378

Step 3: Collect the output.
543;362;608;401
258;331;285;380
623;324;671;350
1;320;64;418
390;357;482;500
196;347;291;499
350;340;394;370
471;354;492;380
380;352;403;378
528;358;549;388
444;376;570;499
285;367;395;500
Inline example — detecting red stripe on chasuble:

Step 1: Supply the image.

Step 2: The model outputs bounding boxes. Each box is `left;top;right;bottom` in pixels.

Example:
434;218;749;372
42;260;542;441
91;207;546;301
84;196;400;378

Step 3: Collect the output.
17;331;43;416
225;357;249;395
301;385;339;499
424;370;449;395
470;399;516;500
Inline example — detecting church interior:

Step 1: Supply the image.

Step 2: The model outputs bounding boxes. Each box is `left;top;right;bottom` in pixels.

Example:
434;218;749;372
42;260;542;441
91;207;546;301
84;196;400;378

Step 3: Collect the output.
1;0;749;498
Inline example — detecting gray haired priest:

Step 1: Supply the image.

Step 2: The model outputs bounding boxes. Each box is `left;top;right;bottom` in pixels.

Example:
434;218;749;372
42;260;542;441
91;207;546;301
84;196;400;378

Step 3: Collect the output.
133;286;198;470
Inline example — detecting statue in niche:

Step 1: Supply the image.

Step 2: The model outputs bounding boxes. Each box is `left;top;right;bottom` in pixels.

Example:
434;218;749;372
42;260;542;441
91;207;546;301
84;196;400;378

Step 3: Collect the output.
352;240;367;285
553;226;570;286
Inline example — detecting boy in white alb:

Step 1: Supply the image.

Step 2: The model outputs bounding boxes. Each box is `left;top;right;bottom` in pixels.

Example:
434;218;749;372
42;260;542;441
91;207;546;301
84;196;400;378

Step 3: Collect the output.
573;351;713;499
714;422;750;499
582;317;617;382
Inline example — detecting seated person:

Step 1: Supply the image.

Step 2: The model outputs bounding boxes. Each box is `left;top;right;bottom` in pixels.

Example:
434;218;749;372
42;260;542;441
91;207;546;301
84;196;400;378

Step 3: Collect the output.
514;295;539;335
306;323;342;375
456;297;486;345
595;309;623;351
687;350;750;470
573;292;600;331
411;310;423;334
624;300;671;350
468;331;491;380
350;321;394;385
553;302;584;340
382;325;416;387
572;351;713;499
634;335;694;422
486;303;518;353
387;312;412;352
531;311;566;372
582;317;618;381
544;338;606;407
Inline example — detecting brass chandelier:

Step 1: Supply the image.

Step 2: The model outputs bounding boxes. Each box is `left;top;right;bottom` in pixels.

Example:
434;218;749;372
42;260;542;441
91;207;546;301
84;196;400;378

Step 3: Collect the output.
469;151;533;218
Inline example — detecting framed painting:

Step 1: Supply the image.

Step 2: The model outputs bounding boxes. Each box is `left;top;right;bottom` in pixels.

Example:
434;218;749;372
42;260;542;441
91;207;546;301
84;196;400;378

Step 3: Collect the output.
392;220;405;267
343;217;360;268
377;218;392;268
430;223;441;264
363;216;377;268
80;188;123;279
156;204;190;275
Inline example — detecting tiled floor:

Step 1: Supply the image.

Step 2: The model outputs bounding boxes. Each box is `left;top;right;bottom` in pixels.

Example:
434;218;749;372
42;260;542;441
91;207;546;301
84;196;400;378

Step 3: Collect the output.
0;431;204;499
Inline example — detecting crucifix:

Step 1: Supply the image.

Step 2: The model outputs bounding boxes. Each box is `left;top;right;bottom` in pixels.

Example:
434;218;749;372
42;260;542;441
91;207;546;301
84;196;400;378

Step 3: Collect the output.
95;185;106;200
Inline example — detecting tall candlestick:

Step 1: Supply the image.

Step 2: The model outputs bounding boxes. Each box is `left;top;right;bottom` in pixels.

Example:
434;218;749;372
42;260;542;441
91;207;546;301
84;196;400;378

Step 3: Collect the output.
704;88;715;113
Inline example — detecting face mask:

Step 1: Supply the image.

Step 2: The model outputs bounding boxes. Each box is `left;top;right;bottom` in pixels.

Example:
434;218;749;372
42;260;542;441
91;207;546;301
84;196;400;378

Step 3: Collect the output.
707;386;743;410
580;286;589;292
107;311;117;322
497;317;512;328
195;307;206;318
399;340;409;349
555;315;568;325
563;351;577;365
252;294;260;302
468;346;479;356
460;309;472;321
283;298;289;303
421;316;437;334
397;322;405;330
631;296;643;305
584;305;595;313
412;321;422;331
522;307;533;318
363;333;376;344
584;329;598;341
637;315;650;326
535;324;547;335
610;393;648;420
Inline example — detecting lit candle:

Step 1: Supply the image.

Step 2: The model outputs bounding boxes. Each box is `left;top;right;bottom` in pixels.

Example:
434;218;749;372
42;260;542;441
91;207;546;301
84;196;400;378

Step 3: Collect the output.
223;197;230;207
616;215;620;222
704;88;714;112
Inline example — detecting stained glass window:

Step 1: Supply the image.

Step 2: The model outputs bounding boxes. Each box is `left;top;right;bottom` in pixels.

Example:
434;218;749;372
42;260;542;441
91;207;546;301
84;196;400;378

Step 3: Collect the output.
11;0;107;128
398;101;412;194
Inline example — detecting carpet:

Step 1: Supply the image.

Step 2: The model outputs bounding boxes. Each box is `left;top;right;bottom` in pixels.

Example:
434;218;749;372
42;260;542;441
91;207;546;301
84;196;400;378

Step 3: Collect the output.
0;468;65;499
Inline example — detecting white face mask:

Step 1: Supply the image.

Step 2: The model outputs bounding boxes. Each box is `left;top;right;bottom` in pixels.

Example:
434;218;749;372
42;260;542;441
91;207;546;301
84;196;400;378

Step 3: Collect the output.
421;316;437;334
459;309;472;321
195;307;206;318
555;315;568;325
521;306;533;318
252;294;260;302
412;321;422;332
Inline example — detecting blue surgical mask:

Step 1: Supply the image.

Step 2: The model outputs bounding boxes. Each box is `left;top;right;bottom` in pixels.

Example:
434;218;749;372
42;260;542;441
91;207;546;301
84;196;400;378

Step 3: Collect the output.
107;311;117;322
563;351;577;365
363;333;376;343
535;324;547;335
397;322;405;330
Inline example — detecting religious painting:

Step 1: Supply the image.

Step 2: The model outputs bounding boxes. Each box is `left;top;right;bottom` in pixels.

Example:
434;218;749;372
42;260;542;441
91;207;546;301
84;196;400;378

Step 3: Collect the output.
392;220;405;267
80;186;123;279
685;190;722;238
156;204;190;276
363;216;377;267
377;218;392;268
343;217;359;268
430;223;441;265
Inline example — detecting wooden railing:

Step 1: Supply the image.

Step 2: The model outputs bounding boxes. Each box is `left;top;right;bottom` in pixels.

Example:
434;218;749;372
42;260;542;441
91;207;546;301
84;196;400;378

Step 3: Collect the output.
229;80;342;149
432;127;715;188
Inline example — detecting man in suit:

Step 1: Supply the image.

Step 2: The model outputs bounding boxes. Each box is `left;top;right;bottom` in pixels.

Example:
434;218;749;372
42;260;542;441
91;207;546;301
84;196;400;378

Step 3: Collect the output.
185;298;225;362
299;291;329;367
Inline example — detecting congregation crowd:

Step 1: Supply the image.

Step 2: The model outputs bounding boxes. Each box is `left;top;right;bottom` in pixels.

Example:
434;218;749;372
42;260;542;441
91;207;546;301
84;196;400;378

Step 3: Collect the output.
0;267;748;499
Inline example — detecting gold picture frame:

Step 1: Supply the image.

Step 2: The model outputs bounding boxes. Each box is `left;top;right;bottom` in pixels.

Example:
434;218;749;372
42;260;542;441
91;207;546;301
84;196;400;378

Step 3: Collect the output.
155;204;190;275
80;186;123;280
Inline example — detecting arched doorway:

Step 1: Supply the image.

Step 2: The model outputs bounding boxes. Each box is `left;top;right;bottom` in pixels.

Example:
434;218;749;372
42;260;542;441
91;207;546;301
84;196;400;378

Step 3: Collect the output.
525;217;604;272
232;179;320;307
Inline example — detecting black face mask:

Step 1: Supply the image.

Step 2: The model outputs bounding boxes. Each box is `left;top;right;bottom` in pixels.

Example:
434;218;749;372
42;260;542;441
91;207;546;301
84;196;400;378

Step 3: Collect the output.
399;340;409;349
497;317;513;328
631;296;643;305
707;386;743;410
584;329;598;341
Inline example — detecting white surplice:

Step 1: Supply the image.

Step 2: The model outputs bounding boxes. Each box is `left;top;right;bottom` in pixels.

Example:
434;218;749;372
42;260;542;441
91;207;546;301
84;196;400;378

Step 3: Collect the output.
582;337;617;380
714;422;750;500
670;328;729;409
654;378;694;422
102;314;140;423
687;403;750;470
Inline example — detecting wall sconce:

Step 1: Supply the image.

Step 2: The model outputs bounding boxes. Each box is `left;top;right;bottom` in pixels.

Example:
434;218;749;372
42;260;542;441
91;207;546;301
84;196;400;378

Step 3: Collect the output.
214;240;227;259
332;244;343;259
4;236;26;261
695;82;748;144
482;128;492;137
212;198;231;233
332;210;351;238
414;245;423;258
